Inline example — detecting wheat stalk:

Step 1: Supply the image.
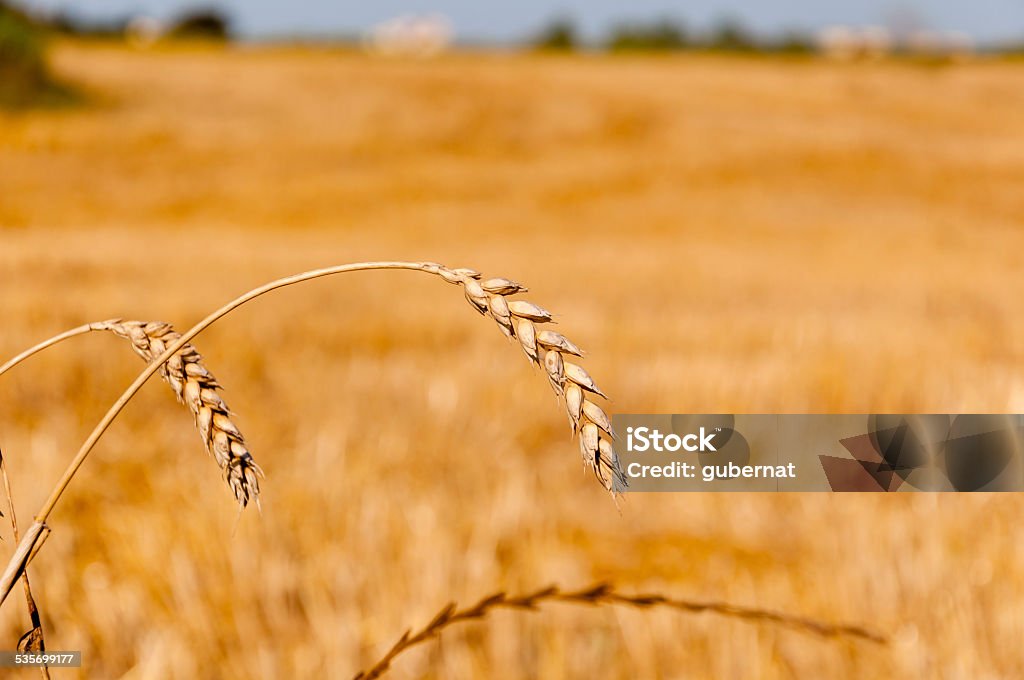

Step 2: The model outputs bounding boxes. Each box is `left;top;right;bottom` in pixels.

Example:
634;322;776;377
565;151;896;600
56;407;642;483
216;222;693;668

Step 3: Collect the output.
354;582;887;679
0;261;624;607
0;261;884;675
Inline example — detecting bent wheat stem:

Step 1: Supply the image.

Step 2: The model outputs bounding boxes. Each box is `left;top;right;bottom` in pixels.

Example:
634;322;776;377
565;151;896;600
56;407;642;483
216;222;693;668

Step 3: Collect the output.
0;324;94;378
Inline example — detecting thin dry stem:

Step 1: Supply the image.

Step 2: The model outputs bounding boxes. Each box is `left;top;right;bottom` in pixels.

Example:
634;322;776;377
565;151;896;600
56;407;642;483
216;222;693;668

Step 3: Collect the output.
353;582;887;679
0;325;93;378
0;448;50;679
0;522;49;614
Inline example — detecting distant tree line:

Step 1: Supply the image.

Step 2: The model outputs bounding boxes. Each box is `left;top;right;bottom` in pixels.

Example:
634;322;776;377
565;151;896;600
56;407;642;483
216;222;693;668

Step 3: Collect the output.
7;2;1024;58
535;16;1024;56
532;16;814;53
0;1;233;107
41;5;233;41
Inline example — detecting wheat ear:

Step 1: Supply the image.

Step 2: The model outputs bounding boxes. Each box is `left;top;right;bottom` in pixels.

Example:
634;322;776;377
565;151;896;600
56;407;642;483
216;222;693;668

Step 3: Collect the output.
354;582;886;679
435;265;624;491
93;320;262;508
1;319;262;508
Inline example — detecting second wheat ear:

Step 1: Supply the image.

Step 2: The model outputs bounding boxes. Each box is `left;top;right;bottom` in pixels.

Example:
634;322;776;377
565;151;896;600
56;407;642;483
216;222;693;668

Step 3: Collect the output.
96;320;262;508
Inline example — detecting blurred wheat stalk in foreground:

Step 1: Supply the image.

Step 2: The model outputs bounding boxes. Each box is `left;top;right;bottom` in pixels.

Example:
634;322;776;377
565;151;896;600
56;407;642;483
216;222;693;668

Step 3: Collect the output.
355;582;885;679
0;261;886;677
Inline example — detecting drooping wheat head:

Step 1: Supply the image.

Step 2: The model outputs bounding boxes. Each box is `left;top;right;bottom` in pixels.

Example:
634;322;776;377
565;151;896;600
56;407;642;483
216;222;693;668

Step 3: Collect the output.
94;320;262;507
427;263;625;491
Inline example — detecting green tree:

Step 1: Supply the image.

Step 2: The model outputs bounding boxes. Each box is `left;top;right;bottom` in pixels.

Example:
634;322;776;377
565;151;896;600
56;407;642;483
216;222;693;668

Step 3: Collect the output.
608;19;689;52
168;7;232;41
707;18;757;52
532;17;577;51
0;1;72;107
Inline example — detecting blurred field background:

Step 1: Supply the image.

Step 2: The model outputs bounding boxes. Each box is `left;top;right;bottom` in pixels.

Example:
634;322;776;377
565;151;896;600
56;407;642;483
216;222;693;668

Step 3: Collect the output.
2;28;1024;679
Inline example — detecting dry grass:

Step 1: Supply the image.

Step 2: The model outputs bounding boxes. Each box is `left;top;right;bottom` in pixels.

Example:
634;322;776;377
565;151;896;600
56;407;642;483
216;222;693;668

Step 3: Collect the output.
1;40;1024;678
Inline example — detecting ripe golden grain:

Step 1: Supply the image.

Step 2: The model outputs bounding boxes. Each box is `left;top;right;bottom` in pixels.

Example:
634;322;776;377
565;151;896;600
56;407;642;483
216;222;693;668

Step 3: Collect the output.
96;320;262;508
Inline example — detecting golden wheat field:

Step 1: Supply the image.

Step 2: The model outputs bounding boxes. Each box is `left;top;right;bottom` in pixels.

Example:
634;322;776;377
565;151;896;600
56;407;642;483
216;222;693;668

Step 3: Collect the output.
2;40;1024;678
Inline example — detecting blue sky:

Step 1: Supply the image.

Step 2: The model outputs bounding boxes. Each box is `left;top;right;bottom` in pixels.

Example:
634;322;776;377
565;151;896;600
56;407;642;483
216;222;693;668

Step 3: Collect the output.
24;1;1024;43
